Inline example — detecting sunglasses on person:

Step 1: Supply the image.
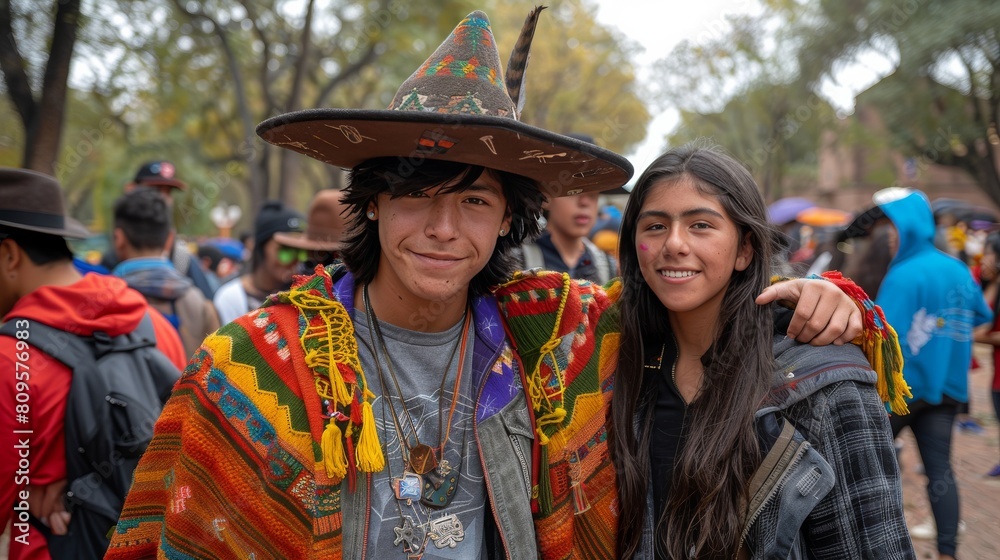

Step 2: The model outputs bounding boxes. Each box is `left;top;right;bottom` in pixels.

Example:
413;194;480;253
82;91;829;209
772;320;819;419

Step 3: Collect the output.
277;246;309;266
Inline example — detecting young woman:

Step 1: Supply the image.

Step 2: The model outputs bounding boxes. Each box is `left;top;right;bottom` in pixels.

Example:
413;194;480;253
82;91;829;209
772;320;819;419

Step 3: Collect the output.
608;146;914;559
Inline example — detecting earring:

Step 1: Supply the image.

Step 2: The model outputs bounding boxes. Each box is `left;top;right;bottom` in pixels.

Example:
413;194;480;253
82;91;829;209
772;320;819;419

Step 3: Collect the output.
367;211;375;219
499;228;505;236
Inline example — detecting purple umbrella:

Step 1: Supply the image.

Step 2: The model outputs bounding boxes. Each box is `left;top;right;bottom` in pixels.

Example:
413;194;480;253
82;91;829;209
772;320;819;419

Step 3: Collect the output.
768;197;816;225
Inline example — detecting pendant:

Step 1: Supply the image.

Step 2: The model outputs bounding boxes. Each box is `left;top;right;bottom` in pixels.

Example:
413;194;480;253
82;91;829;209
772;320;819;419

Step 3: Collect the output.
421;459;459;509
393;515;425;554
408;444;438;475
428;513;465;549
393;473;423;503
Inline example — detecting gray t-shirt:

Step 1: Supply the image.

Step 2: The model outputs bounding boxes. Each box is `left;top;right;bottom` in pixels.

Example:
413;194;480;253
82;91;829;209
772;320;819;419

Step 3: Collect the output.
354;310;487;559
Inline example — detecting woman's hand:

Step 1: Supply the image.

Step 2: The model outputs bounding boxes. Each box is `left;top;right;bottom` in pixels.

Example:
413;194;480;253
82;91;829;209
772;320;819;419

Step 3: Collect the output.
756;278;862;346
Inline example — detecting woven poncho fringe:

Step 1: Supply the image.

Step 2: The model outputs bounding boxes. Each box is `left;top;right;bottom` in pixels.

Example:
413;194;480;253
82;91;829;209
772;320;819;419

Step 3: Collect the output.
814;271;911;414
279;264;385;482
770;273;910;414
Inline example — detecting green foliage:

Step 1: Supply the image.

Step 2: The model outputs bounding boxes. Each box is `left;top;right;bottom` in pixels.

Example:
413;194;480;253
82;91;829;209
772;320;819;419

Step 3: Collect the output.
778;0;1000;204
658;13;833;200
668;80;834;200
3;0;648;236
656;0;1000;205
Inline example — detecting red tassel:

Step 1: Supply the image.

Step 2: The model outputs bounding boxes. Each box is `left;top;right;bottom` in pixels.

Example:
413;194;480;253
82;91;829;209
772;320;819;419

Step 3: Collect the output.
345;434;357;493
350;391;363;425
338;362;358;385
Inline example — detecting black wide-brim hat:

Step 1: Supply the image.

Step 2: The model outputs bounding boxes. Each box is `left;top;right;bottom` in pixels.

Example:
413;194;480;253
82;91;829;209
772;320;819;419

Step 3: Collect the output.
257;9;633;197
0;168;90;239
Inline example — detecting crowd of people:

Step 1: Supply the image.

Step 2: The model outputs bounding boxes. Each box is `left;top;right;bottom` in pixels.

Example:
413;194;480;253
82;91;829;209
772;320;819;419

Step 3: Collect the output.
1;6;997;560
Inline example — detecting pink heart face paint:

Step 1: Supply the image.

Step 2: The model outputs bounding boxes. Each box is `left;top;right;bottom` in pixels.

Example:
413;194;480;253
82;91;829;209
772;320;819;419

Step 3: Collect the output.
639;243;648;251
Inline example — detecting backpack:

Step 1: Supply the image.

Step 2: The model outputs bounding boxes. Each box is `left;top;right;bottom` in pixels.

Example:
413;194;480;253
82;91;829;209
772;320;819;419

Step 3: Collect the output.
0;314;181;560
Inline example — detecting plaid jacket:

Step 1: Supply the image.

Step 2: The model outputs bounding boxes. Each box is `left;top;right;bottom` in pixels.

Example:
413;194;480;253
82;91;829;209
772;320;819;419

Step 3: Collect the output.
743;336;915;559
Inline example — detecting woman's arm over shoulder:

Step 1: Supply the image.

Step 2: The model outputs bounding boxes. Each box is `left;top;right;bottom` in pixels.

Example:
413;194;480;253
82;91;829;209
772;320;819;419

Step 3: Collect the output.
795;380;915;559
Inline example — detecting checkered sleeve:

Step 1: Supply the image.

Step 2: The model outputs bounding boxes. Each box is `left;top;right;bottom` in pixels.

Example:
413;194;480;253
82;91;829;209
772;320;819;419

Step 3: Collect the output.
793;380;916;559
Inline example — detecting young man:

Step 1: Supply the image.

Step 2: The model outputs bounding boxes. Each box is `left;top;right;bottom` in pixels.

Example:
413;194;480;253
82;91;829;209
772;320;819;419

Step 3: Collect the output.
106;9;868;559
102;161;217;299
112;187;221;357
212;200;305;323
0;168;186;560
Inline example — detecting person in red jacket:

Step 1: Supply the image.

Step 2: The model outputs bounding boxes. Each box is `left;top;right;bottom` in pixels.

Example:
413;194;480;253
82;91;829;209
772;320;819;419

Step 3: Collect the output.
974;231;1000;478
0;168;186;560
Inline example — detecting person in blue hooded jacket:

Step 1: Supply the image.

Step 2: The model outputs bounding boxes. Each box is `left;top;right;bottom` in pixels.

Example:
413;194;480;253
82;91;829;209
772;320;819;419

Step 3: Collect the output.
867;187;992;560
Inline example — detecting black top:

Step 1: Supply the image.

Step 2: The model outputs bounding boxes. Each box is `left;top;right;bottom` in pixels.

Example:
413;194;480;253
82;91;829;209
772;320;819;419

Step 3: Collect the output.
648;307;795;541
648;340;686;530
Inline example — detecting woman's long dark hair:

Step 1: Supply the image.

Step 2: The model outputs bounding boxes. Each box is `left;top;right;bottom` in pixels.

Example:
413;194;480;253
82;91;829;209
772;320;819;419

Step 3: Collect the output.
340;157;544;295
609;145;785;559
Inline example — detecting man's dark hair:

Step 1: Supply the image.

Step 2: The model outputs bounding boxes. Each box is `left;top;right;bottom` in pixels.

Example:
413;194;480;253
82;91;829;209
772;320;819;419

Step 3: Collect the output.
113;187;172;250
0;226;73;265
341;157;545;295
197;244;224;272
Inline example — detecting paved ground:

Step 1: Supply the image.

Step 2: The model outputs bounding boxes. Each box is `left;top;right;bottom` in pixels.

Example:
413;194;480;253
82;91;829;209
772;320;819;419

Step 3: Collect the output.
899;343;1000;560
4;347;1000;559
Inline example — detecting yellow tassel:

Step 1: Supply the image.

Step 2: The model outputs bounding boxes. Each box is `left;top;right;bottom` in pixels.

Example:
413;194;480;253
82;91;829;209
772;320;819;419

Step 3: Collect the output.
328;366;351;406
320;420;347;482
535;408;567;446
871;323;911;415
871;339;889;404
355;401;385;472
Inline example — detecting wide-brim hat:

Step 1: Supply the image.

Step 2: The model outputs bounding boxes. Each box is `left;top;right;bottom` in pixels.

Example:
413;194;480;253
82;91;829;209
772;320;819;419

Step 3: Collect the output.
273;230;342;252
0;168;90;239
273;190;348;252
838;187;916;241
257;9;633;196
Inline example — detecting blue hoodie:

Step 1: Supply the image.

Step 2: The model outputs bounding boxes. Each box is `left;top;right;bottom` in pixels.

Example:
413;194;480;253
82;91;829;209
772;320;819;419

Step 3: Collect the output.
874;190;992;404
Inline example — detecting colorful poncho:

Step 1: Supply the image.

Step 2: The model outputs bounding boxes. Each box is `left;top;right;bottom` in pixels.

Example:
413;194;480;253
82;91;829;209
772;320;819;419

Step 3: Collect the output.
106;270;352;558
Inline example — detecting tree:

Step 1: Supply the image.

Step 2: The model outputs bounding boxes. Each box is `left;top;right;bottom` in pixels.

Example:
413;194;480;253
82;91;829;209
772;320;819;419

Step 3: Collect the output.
777;0;1000;206
1;0;651;235
0;0;83;174
163;0;475;212
668;82;834;201
654;14;833;200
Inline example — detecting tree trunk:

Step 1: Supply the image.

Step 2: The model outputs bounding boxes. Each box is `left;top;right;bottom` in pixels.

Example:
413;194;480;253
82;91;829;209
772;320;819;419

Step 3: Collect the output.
24;0;82;174
0;0;81;175
974;148;1000;210
277;0;315;208
251;145;271;217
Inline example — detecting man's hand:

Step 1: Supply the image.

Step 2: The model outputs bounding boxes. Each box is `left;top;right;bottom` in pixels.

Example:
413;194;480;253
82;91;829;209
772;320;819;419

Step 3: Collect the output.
756;278;862;346
27;480;72;535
